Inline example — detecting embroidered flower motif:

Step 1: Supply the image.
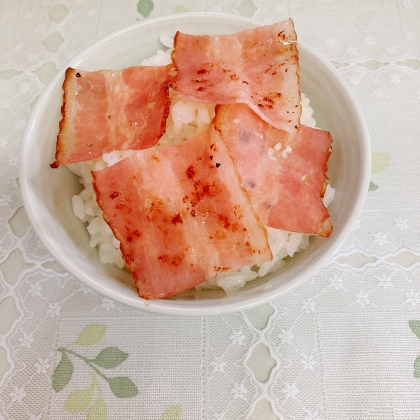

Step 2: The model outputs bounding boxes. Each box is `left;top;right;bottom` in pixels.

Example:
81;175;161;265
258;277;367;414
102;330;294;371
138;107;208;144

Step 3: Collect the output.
405;31;416;41
0;195;12;207
300;354;316;370
406;291;420;306
211;356;227;373
328;275;344;290
212;413;226;420
403;0;413;9
304;410;322;420
355;290;370;307
86;8;98;17
376;274;393;289
9;385;26;403
28;282;42;297
353;218;361;231
8;155;19;167
346;46;357;56
325;37;335;46
47;302;61;318
101;298;116;311
229;330;245;345
77;284;92;294
372;89;385;98
34;357;51;374
301;298;315;313
386;45;397;55
72;23;82;33
19;83;31;94
349;75;362;86
394;216;409;230
282;382;299;399
24;10;34;19
279;328;294;344
364;36;375;45
389;74;402;85
0;99;10;109
231;381;247;400
372;232;388;246
18;332;34;348
14;119;26;130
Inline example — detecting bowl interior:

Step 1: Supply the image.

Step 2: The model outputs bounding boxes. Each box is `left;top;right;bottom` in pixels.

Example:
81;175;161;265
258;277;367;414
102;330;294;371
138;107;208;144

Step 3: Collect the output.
20;13;370;316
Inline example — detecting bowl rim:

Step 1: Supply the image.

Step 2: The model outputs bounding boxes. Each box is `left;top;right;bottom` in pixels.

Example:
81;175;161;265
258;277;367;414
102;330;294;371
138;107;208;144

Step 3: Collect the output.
20;12;371;316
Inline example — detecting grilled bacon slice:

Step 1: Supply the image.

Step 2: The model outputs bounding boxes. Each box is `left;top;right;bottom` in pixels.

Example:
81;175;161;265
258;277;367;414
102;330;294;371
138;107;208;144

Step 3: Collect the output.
92;124;271;299
215;104;333;237
172;19;301;133
51;65;176;167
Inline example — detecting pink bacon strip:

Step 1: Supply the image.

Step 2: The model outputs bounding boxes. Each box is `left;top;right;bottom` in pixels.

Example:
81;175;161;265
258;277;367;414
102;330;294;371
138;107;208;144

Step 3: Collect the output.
51;65;176;167
215;104;333;237
172;19;301;133
92;124;271;299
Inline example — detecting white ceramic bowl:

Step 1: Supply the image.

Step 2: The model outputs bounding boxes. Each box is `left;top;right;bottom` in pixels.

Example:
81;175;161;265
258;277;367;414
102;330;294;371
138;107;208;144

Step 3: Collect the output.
20;13;370;316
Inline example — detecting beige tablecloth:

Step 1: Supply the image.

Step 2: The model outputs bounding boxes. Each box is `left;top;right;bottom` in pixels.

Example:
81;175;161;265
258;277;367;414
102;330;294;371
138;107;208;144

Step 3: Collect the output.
1;1;420;419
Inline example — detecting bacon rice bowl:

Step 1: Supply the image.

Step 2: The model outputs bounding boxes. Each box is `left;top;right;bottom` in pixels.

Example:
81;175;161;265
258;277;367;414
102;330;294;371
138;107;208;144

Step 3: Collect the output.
20;13;370;316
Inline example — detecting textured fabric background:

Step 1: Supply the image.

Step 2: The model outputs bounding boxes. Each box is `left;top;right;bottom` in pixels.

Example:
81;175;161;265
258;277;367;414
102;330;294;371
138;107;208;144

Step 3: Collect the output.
1;1;420;419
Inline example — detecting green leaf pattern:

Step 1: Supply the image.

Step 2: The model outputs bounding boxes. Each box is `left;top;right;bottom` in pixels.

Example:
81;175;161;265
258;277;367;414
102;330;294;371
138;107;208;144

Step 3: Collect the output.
175;6;190;13
108;376;139;398
70;324;107;346
64;383;95;413
414;355;420;378
409;320;420;379
236;0;257;17
369;152;391;192
87;395;108;420
93;346;128;369
52;352;74;392
409;320;420;339
137;0;154;17
52;324;139;420
162;405;183;420
368;180;378;192
371;152;391;174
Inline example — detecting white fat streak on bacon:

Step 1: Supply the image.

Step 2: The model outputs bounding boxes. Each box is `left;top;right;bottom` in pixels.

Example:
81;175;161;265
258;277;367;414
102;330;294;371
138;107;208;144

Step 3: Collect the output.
106;69;168;151
59;69;108;161
105;71;132;151
54;68;111;165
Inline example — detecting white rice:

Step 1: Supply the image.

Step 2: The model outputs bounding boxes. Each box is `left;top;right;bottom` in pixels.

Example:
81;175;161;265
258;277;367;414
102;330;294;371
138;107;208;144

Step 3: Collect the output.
67;41;334;294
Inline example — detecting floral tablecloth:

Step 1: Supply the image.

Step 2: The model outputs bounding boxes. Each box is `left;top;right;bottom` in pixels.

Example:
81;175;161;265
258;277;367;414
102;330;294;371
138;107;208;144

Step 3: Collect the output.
1;0;420;419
